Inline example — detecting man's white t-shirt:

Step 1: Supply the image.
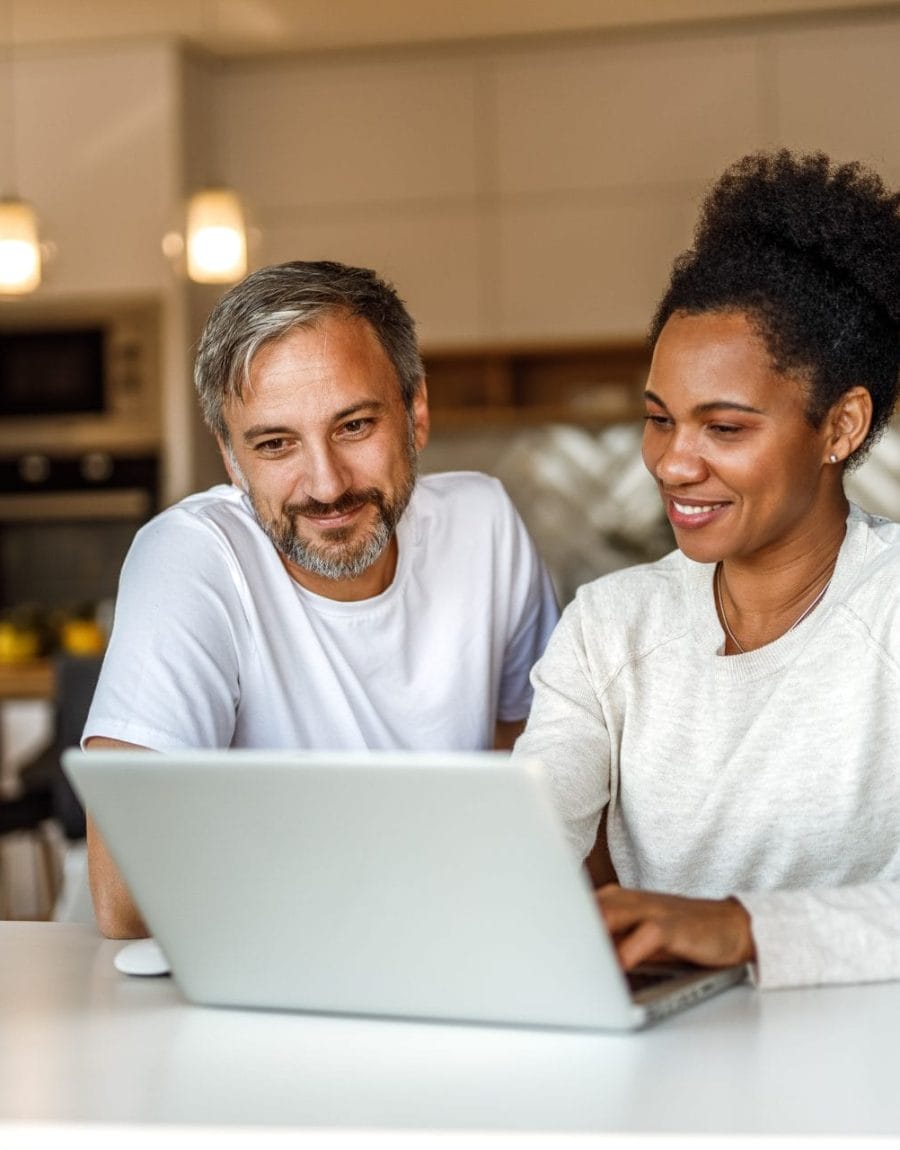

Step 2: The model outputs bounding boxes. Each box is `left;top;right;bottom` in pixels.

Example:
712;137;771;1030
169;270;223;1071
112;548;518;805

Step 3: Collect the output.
84;471;559;752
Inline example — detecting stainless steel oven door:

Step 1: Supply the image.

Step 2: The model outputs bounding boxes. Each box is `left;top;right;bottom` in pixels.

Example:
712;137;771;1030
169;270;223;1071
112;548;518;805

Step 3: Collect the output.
0;485;154;614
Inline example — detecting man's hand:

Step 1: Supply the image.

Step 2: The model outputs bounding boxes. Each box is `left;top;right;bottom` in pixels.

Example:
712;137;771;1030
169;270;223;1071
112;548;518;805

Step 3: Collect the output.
596;883;755;970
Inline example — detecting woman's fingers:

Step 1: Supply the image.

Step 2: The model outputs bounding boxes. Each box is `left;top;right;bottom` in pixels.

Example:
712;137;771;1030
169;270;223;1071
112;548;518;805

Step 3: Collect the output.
595;885;755;969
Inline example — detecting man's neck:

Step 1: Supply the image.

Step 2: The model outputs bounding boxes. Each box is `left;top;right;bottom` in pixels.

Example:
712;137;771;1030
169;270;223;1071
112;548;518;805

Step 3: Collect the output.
281;535;399;602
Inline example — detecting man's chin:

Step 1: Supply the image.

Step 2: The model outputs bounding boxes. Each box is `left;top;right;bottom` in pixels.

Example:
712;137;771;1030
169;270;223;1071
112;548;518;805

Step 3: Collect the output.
305;524;355;545
280;531;391;582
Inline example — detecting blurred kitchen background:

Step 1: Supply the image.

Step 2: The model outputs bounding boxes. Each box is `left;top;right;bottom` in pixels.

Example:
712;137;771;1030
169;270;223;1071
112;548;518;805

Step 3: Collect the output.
1;0;899;918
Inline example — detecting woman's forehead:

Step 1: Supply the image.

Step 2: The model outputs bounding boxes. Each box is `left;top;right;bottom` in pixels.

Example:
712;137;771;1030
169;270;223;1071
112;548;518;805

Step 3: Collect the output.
648;311;809;415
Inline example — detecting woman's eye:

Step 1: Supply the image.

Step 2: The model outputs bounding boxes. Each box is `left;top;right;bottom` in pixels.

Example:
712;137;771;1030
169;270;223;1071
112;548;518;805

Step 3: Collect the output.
709;424;742;436
643;413;671;428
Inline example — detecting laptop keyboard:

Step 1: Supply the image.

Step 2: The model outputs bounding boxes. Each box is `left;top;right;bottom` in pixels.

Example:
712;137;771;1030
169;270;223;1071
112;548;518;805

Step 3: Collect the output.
626;963;701;993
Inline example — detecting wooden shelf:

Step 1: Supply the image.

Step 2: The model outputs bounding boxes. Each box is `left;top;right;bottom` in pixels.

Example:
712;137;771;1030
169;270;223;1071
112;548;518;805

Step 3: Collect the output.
422;339;650;430
0;659;54;701
427;404;644;430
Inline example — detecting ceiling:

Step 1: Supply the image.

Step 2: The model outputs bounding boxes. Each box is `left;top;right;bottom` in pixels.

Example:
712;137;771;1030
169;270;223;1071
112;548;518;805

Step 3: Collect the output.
3;0;899;56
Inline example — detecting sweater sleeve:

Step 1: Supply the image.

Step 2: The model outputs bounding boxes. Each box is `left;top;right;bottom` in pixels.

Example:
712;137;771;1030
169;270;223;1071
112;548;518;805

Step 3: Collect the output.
736;881;900;989
512;597;611;862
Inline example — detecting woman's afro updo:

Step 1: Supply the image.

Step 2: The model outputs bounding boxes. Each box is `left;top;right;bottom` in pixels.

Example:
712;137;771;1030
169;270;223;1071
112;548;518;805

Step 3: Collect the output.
650;150;900;466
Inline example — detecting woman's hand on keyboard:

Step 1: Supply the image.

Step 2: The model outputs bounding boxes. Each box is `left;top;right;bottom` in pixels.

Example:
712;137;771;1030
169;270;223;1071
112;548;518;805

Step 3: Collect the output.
596;884;755;971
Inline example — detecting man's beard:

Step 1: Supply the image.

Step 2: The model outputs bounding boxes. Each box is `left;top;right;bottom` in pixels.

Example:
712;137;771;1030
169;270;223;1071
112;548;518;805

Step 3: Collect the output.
252;441;417;583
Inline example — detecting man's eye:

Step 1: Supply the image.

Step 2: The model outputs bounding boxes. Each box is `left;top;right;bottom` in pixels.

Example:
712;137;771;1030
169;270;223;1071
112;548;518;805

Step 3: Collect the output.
340;418;372;436
256;438;287;453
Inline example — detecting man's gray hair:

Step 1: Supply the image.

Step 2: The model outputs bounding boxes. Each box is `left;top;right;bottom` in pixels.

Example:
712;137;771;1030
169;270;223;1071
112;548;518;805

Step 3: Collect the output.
194;260;425;440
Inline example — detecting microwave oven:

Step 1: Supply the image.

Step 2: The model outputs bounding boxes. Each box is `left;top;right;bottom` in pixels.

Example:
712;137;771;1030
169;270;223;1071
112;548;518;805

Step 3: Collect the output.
0;297;161;456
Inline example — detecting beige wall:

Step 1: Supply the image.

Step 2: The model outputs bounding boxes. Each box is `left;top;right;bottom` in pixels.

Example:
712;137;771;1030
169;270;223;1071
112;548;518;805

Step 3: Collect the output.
3;8;898;494
14;41;178;298
205;10;900;354
6;0;899;56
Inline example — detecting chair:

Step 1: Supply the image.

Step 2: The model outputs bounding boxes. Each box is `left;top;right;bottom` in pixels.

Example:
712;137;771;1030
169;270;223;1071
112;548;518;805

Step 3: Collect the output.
0;786;57;919
0;654;103;918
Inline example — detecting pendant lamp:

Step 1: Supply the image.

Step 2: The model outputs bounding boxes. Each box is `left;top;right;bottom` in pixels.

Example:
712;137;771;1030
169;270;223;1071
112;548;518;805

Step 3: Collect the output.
0;196;41;293
185;187;248;284
1;3;41;294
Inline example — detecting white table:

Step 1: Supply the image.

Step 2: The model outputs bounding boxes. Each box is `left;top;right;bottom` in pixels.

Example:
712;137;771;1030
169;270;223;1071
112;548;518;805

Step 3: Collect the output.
1;922;899;1141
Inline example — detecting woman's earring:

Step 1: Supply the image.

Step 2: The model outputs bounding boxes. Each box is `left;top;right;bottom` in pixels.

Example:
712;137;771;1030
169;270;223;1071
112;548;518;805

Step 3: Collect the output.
829;453;839;464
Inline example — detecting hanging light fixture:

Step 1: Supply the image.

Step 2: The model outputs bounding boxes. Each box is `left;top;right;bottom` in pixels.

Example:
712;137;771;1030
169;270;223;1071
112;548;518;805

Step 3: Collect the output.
0;197;41;293
1;4;41;294
185;187;248;284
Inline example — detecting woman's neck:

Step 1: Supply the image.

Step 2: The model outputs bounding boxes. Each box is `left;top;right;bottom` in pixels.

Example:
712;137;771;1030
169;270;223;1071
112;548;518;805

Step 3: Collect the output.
716;509;848;654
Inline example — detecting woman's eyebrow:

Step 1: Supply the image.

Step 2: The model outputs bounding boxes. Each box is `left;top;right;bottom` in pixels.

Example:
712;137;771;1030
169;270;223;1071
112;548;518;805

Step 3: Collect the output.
694;400;766;415
643;389;765;416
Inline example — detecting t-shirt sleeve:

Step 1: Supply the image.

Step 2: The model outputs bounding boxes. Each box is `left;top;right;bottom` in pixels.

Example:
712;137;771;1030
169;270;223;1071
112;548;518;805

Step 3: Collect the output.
495;496;560;723
736;881;900;989
82;510;246;750
512;596;611;862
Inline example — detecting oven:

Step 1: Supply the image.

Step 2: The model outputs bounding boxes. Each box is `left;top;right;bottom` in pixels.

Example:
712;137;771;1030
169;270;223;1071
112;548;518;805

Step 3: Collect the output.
0;295;161;640
0;451;158;619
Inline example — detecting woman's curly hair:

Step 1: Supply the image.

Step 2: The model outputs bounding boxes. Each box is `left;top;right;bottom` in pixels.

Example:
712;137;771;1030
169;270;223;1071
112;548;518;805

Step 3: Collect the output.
650;150;900;467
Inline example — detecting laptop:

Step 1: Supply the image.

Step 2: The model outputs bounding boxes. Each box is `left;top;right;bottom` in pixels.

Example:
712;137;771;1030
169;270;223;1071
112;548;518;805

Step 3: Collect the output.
62;748;746;1030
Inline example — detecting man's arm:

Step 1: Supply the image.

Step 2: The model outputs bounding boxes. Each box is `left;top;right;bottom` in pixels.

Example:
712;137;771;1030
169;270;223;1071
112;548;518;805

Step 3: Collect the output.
493;719;525;750
83;736;150;939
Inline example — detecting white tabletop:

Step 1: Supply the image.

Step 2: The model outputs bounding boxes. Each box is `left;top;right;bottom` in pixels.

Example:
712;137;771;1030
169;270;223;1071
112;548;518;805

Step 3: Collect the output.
1;922;899;1139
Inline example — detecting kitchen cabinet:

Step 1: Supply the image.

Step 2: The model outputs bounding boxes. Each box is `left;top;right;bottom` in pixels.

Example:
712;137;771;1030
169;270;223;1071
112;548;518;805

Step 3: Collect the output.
421;340;650;430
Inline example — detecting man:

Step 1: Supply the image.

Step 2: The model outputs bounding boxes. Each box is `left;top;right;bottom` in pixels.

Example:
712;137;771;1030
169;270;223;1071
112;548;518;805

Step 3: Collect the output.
84;260;559;937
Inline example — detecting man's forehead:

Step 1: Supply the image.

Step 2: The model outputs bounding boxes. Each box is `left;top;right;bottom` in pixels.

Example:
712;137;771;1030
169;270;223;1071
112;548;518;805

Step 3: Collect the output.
222;318;401;430
246;313;391;381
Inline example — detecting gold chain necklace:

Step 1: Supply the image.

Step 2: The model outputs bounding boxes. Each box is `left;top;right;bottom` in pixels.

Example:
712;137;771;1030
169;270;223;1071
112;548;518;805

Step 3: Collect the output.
714;564;832;654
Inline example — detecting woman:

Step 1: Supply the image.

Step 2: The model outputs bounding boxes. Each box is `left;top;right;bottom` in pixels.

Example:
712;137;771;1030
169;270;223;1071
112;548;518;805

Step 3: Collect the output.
513;150;900;989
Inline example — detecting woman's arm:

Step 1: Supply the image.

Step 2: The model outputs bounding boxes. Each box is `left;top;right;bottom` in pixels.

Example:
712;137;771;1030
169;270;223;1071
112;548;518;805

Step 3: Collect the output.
595;881;900;988
512;598;612;862
735;881;900;988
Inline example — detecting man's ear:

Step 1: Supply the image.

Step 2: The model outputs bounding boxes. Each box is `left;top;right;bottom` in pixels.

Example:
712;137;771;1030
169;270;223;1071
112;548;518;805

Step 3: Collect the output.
411;379;430;453
824;386;872;465
218;437;248;492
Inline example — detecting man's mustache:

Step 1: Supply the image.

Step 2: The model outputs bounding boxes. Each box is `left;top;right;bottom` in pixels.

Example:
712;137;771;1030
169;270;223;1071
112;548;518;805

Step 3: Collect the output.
286;489;385;518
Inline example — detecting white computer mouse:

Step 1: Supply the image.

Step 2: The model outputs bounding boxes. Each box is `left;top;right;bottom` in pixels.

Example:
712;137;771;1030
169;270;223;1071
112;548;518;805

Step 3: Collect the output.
113;938;171;977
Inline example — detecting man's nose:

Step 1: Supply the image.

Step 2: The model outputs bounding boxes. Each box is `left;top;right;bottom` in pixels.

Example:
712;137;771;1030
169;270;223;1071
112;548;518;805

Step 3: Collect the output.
302;443;352;503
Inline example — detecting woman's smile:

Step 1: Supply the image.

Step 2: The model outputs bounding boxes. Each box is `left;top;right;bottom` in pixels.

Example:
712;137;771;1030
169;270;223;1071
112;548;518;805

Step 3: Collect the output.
665;497;731;530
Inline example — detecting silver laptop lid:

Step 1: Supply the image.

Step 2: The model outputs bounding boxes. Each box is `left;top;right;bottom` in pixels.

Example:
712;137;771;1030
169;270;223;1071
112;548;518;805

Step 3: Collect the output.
64;748;644;1031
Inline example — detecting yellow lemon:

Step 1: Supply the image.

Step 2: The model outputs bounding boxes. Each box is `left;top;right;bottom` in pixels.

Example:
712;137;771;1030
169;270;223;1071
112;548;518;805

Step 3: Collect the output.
61;619;106;656
0;623;41;663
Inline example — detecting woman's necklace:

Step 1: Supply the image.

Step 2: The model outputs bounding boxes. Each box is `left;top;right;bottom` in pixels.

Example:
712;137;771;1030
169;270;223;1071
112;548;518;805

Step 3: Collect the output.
714;564;832;654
